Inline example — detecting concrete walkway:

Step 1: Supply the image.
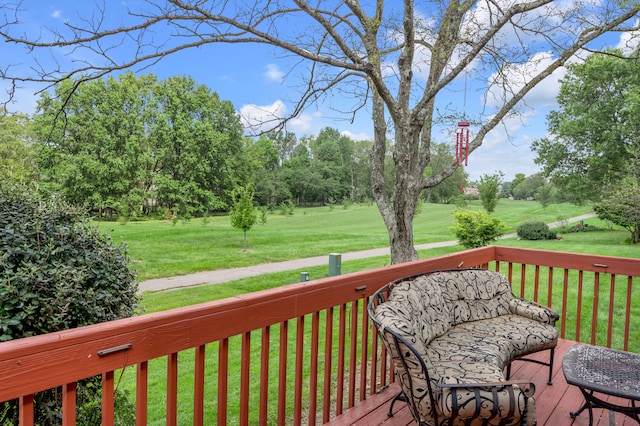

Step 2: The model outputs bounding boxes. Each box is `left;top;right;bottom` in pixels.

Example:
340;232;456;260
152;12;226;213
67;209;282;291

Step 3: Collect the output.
138;212;596;293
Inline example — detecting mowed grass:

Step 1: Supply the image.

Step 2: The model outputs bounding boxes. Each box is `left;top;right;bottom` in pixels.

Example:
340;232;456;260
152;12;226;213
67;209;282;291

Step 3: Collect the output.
97;200;595;281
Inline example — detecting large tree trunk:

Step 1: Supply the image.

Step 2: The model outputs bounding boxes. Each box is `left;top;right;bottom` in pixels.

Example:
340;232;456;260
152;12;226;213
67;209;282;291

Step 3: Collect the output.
370;86;422;264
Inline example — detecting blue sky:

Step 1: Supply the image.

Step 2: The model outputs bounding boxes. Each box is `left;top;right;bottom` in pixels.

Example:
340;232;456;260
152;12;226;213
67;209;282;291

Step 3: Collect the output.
2;2;639;182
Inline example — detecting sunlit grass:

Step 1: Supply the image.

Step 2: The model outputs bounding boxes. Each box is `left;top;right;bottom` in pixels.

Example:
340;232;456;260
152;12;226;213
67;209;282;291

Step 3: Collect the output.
98;200;594;280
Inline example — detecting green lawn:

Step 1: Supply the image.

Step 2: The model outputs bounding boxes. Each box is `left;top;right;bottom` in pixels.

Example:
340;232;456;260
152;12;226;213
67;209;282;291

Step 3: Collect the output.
98;200;595;281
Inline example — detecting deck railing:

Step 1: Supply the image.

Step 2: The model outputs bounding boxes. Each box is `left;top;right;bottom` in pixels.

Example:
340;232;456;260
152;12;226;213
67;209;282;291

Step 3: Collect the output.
0;246;639;425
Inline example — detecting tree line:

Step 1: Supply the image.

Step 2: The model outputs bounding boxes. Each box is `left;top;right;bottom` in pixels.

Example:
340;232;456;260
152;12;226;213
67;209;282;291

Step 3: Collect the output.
2;72;467;219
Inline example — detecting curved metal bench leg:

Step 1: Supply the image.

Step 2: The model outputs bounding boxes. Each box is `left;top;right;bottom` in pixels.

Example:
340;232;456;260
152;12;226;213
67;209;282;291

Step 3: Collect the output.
505;346;555;385
388;390;407;417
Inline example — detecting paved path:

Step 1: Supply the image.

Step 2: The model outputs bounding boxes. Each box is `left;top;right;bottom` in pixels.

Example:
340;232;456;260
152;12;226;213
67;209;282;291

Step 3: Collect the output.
138;212;596;293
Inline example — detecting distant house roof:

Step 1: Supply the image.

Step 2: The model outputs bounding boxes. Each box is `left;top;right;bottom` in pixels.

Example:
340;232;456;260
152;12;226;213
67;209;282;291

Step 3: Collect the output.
464;187;480;197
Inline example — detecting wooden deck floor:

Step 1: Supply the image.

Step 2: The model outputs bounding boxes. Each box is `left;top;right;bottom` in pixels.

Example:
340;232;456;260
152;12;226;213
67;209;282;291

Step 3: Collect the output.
328;339;639;425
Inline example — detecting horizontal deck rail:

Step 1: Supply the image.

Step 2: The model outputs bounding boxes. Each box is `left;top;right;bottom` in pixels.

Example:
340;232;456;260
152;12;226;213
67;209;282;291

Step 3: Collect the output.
0;246;639;425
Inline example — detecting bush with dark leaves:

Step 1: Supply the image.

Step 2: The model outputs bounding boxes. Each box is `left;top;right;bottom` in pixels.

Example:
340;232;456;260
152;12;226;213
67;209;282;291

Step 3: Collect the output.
0;184;138;425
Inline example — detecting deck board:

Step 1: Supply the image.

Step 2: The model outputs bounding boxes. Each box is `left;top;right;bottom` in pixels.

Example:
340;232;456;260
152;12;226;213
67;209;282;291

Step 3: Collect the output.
327;339;639;425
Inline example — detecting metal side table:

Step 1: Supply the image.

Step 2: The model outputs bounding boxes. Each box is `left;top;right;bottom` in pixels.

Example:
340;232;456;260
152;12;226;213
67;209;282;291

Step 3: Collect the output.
562;344;640;425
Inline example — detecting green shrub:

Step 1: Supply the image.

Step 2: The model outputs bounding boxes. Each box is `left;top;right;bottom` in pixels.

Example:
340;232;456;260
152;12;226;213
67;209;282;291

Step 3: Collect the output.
517;221;551;240
450;209;508;249
0;184;138;425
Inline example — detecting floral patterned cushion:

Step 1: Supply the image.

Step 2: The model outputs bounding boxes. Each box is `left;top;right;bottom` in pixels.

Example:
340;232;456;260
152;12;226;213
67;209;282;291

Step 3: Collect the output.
371;269;558;426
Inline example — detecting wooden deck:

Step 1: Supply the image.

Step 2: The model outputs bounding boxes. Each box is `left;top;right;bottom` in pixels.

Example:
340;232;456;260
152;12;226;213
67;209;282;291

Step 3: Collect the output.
328;339;640;426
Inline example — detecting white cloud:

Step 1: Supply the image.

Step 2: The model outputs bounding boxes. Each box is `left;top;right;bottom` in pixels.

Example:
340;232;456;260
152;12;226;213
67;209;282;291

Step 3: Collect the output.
264;64;284;83
341;130;371;141
50;9;62;19
239;100;286;134
464;112;546;182
288;111;323;134
1;80;40;116
616;19;640;54
485;51;565;111
239;100;323;135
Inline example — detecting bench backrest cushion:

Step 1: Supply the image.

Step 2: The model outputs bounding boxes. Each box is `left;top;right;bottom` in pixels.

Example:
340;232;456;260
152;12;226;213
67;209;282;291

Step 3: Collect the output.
430;269;513;325
374;273;450;352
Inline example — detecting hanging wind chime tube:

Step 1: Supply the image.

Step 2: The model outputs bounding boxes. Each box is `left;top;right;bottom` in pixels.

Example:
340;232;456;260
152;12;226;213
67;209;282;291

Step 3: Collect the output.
455;121;471;193
456;121;470;166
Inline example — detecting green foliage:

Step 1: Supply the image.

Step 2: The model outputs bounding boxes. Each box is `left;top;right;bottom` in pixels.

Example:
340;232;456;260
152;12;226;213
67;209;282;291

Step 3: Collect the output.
509;173;526;198
422;142;468;203
450;209;508;249
279;200;295;215
512;174;546;200
1;376;137;426
532;49;640;202
535;183;557;209
0;110;37;184
517;221;552;240
593;185;640;243
259;207;268;224
477;172;504;213
0;185;138;424
34;72;245;217
230;185;258;250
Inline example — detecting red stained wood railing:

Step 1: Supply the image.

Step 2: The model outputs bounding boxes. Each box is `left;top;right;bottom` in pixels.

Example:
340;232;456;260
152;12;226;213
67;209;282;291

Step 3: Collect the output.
1;246;639;425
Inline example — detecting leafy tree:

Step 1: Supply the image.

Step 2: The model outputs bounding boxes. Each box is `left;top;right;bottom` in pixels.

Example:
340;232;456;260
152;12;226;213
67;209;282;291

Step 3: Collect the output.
247;136;291;207
423;142;467;203
450;209;508;249
33;73;246;217
282;140;323;205
593;185;640;243
33;74;155;214
2;2;637;263
0;185;138;424
0;111;37;184
309;128;353;204
150;75;248;216
477;172;503;213
532;49;640;202
351;139;374;202
535;183;557;209
512;173;546;200
230;185;258;251
509;174;526;198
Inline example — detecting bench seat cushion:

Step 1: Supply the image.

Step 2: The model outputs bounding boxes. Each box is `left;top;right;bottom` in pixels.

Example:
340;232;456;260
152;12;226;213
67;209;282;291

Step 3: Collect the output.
416;315;555;424
426;315;558;380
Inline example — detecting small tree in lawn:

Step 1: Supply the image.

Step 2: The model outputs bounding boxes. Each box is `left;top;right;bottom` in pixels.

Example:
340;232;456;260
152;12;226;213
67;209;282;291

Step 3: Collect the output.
478;172;504;213
230;185;258;251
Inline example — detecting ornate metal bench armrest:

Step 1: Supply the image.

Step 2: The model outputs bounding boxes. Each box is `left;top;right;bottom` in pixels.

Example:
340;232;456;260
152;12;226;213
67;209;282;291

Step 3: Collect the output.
436;380;536;424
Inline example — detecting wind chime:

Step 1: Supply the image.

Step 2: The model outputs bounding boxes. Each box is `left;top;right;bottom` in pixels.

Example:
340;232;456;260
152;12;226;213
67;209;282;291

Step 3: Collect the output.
455;121;470;192
455;121;470;166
